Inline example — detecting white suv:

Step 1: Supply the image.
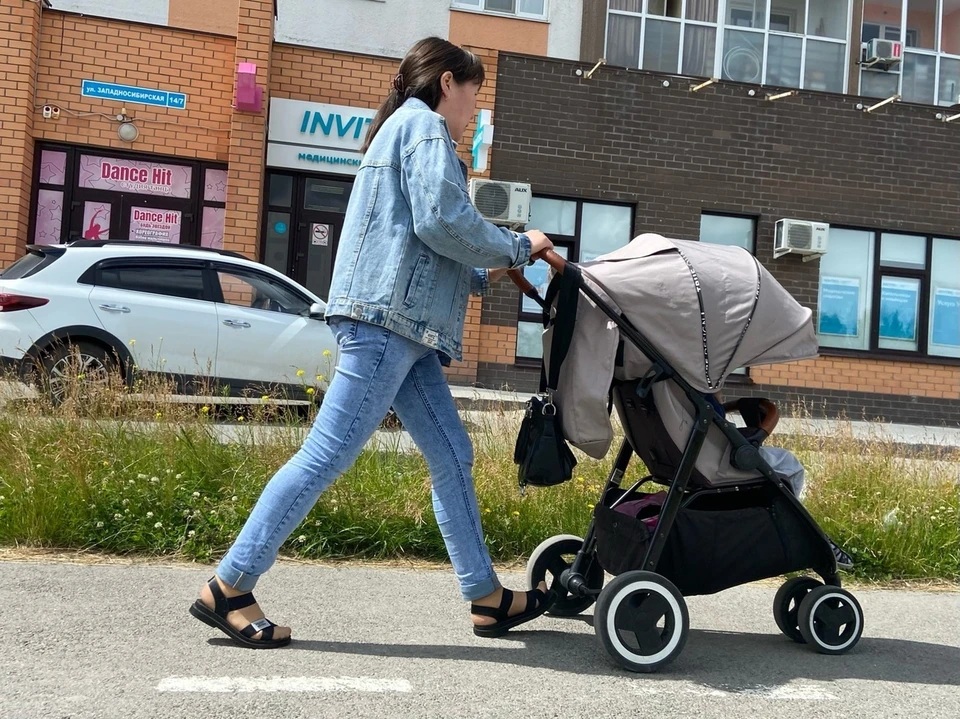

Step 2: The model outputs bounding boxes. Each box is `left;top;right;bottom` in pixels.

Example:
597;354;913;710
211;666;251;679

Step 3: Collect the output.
0;241;340;401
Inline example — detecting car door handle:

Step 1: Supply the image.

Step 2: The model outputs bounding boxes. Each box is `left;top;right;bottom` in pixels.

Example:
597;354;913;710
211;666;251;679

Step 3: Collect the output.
99;304;131;313
222;319;251;328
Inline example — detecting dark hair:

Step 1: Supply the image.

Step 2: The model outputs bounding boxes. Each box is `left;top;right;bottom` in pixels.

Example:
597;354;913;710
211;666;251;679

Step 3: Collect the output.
361;37;485;152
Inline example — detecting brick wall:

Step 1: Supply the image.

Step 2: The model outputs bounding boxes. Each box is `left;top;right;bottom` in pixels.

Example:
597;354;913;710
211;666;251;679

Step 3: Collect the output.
751;358;960;400
221;0;274;260
269;45;398;107
35;12;235;162
0;1;42;265
482;53;960;424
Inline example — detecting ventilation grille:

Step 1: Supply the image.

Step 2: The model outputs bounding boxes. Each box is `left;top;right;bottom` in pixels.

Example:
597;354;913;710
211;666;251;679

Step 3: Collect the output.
787;223;813;250
474;183;510;220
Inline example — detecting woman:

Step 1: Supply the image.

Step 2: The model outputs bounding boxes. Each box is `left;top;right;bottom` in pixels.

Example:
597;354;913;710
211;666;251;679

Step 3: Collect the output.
190;37;556;648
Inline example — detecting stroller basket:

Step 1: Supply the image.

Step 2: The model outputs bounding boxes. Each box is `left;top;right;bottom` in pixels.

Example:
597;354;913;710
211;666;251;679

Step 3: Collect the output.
592;483;825;596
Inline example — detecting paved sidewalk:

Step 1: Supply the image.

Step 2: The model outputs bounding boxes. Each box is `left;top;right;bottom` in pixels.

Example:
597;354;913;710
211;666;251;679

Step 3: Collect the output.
2;560;958;719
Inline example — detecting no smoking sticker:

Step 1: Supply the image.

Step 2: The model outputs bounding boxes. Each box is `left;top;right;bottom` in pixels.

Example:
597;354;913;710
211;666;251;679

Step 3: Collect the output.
311;223;330;246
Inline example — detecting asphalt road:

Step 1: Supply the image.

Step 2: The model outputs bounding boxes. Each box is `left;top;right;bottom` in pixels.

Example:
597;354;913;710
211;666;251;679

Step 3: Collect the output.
0;559;957;719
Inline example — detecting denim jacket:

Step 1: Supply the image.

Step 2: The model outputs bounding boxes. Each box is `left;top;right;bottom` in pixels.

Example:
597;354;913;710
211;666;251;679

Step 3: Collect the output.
325;97;532;362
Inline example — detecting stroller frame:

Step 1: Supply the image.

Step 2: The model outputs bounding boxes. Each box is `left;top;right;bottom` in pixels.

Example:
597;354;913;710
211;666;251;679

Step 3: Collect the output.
543;264;841;598
511;253;862;672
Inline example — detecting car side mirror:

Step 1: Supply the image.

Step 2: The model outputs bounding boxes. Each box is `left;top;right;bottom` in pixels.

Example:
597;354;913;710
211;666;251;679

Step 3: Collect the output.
308;302;326;320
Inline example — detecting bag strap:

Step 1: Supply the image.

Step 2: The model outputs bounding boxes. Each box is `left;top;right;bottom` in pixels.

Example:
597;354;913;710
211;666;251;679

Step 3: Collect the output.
539;265;581;394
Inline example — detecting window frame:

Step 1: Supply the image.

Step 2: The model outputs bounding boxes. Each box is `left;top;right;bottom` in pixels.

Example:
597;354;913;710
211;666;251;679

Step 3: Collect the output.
451;0;548;21
698;210;758;254
515;194;635;363
859;0;960;107
209;261;314;316
80;257;216;303
817;227;960;364
604;0;851;92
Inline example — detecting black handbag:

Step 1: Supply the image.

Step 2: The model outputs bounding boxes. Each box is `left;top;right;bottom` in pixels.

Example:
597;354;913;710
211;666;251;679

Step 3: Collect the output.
513;266;581;493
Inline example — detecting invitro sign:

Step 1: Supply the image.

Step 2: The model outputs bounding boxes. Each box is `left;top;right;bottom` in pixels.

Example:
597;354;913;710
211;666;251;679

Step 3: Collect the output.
267;98;376;176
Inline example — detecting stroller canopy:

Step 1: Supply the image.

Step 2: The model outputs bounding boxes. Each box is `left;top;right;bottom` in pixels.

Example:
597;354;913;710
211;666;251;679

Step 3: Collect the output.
581;233;818;393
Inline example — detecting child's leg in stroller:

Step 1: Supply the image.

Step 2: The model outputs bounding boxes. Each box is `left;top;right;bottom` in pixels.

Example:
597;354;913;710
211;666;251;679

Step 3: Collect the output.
390;351;553;633
759;446;806;497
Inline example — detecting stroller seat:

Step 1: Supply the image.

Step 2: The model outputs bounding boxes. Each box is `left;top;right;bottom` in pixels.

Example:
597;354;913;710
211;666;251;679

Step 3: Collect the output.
612;378;767;490
593;377;835;598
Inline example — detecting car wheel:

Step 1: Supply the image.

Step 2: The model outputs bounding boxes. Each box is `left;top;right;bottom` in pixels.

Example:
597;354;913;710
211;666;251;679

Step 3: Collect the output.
38;340;122;405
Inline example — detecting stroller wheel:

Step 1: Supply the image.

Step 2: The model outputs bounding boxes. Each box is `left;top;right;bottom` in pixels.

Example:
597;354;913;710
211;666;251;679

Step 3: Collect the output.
773;576;823;643
594;571;689;673
526;534;604;617
797;585;864;655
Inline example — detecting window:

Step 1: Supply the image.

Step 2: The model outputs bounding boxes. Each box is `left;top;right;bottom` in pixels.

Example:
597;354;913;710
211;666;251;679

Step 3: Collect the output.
263;173;293;276
608;0;720;78
452;0;546;19
216;268;311;316
606;0;850;92
201;168;228;250
303;178;352;213
699;213;756;251
33;149;67;245
97;264;208;302
516;196;634;360
0;251;59;280
817;230;960;359
861;0;960;106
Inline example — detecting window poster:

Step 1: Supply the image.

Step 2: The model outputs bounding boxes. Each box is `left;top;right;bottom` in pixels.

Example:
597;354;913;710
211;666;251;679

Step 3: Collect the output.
879;277;920;342
932;287;960;348
818;276;861;337
129;207;182;244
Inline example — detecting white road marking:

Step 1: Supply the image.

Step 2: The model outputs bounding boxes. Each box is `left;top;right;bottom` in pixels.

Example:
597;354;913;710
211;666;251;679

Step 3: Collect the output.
632;681;838;701
157;676;413;693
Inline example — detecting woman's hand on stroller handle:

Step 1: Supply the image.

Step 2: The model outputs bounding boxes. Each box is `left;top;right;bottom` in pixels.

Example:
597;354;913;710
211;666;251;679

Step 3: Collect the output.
506;246;567;309
526;230;554;258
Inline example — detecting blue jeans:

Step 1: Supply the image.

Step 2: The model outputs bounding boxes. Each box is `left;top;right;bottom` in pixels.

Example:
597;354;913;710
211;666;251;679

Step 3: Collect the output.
216;318;501;601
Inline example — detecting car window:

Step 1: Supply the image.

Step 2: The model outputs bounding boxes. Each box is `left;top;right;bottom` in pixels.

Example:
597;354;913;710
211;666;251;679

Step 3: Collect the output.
216;268;310;315
97;264;207;301
1;251;59;279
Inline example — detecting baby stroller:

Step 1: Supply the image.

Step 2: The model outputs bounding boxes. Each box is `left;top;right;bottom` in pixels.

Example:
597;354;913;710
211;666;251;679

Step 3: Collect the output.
508;234;864;673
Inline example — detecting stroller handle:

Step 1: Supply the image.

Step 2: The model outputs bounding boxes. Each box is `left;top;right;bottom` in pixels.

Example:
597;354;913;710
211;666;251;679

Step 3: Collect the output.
506;250;568;309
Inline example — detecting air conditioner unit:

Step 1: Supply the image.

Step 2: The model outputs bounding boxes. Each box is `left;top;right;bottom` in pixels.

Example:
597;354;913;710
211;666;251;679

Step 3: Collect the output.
861;39;903;70
774;219;829;261
468;179;531;226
